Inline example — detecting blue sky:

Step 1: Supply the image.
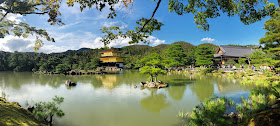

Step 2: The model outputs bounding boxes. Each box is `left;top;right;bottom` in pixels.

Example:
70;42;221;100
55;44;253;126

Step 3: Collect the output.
0;0;278;53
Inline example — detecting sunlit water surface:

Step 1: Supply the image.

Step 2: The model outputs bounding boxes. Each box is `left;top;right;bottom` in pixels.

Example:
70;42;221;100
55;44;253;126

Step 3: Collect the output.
0;71;252;126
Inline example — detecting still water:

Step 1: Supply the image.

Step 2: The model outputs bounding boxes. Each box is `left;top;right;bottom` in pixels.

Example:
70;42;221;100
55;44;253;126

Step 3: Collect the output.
0;71;251;126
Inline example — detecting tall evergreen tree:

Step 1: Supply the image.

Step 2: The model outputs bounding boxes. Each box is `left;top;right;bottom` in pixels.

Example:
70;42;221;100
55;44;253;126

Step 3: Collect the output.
195;46;214;67
165;44;186;68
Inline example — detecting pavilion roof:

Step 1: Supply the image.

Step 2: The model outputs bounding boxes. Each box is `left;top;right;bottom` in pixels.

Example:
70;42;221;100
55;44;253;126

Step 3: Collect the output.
214;45;254;58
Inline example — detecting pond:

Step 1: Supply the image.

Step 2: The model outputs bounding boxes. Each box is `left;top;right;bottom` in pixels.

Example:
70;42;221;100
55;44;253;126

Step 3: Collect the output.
0;71;252;126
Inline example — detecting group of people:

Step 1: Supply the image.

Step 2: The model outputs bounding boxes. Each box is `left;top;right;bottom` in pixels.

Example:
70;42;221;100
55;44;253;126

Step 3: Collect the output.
217;64;237;71
217;64;276;71
258;65;276;71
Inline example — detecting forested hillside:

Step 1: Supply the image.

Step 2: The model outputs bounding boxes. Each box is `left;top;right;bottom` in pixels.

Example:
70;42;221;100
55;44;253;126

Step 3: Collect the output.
0;41;220;72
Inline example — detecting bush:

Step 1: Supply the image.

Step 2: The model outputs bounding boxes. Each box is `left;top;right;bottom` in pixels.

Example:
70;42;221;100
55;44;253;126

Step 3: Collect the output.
264;70;275;77
226;59;236;66
181;97;234;126
246;69;254;76
201;68;213;74
33;96;65;126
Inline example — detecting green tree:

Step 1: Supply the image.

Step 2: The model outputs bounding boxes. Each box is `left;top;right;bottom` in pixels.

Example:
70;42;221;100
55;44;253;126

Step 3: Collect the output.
88;58;100;69
140;53;166;82
226;59;236;66
249;50;265;65
72;64;79;69
238;57;247;65
56;64;71;74
0;51;10;71
8;51;35;71
259;8;280;49
33;96;65;126
195;46;214;67
183;97;234;126
165;44;186;68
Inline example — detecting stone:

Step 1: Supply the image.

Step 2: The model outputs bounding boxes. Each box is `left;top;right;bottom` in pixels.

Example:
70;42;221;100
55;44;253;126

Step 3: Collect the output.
271;104;278;109
65;80;76;86
140;82;146;86
11;102;21;107
0;97;6;103
140;81;168;88
27;105;34;113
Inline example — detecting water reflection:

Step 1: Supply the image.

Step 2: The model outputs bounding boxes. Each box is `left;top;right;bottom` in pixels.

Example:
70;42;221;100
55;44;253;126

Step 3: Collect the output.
0;71;252;126
190;76;214;101
140;89;171;113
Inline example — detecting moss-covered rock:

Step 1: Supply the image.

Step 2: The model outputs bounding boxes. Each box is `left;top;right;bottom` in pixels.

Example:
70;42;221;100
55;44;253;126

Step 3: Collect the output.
0;97;6;103
0;100;45;126
246;108;280;126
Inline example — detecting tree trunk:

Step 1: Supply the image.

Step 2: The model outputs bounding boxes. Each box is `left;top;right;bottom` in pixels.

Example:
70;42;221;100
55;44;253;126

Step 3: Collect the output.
248;58;251;68
150;74;154;82
49;115;53;126
155;75;158;82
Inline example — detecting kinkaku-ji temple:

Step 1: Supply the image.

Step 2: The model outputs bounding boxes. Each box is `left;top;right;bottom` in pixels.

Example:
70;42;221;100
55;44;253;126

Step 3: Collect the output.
99;49;124;68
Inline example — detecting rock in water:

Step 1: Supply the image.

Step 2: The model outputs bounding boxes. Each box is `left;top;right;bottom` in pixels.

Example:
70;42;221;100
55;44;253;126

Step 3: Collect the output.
157;83;168;88
65;80;76;86
140;82;146;86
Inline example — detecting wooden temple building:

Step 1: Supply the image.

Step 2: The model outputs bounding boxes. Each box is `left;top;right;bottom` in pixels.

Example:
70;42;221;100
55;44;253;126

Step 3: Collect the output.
214;45;254;65
99;49;124;68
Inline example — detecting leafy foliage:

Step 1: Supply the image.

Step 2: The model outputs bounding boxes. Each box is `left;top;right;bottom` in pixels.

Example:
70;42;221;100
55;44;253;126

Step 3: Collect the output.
0;0;64;50
67;0;278;46
186;97;234;126
226;59;236;66
140;53;166;82
56;64;71;74
260;8;280;49
165;44;186;68
0;42;219;72
33;96;65;126
195;45;214;67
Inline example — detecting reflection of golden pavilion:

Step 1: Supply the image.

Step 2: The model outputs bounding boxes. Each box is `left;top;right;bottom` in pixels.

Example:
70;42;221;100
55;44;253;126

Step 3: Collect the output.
95;75;118;89
100;50;124;68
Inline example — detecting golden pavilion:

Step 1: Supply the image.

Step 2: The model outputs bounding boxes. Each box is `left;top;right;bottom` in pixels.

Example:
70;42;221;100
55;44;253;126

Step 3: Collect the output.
99;49;124;68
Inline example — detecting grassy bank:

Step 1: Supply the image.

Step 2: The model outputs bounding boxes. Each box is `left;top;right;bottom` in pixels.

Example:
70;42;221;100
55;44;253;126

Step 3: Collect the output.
0;97;45;126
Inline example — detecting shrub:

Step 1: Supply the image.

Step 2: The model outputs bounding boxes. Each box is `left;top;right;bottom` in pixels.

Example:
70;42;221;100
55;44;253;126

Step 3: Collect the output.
201;68;213;74
182;97;234;126
33;96;65;126
246;69;254;76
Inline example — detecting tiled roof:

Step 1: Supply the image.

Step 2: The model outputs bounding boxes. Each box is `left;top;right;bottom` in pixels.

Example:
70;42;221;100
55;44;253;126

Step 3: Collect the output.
214;46;254;58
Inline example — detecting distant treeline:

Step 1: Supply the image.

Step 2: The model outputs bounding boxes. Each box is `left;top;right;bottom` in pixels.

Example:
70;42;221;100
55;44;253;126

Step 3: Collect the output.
0;41;257;72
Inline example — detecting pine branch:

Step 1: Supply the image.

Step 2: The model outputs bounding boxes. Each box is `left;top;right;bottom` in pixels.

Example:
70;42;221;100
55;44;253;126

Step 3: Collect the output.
136;0;161;34
0;11;8;22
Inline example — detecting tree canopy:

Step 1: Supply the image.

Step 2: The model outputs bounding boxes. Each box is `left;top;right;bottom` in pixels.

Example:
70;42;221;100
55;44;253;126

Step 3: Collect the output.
260;8;280;49
1;0;279;50
195;45;214;67
0;0;65;51
165;44;186;68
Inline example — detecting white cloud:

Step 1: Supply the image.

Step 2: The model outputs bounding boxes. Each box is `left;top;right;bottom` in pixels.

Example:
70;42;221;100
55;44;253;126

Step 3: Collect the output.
103;21;127;29
0;35;34;52
1;9;23;23
6;13;23;23
80;36;165;49
38;45;68;53
146;36;165;46
201;37;215;43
